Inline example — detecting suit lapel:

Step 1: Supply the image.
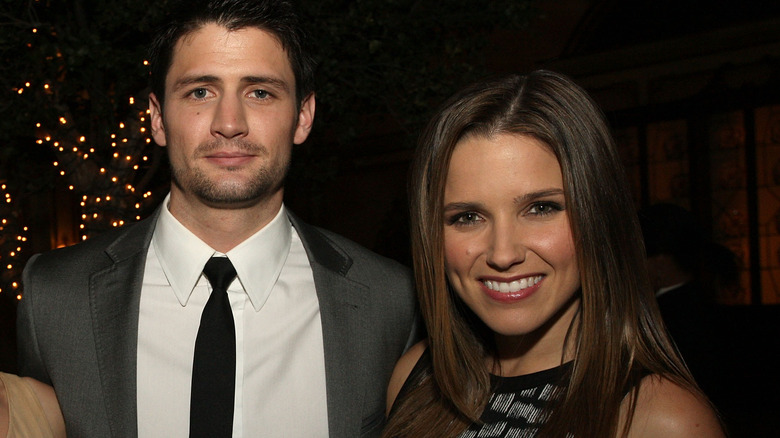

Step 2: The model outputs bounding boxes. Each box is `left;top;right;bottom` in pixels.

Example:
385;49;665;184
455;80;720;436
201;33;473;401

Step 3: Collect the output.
289;213;368;438
89;210;158;437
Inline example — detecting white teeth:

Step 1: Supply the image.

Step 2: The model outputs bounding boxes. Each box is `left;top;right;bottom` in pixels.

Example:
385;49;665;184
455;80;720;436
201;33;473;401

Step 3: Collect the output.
483;276;542;293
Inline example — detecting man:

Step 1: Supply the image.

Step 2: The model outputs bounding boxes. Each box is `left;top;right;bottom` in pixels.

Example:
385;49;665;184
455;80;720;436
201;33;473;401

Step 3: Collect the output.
638;203;720;400
17;1;419;437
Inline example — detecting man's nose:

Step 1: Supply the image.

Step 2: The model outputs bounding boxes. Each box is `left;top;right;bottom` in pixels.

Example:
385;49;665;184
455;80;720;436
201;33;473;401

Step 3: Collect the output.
211;94;249;139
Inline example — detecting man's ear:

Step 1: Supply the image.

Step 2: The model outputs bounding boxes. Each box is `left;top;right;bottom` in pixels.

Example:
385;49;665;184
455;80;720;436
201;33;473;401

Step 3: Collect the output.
149;93;167;147
293;93;316;145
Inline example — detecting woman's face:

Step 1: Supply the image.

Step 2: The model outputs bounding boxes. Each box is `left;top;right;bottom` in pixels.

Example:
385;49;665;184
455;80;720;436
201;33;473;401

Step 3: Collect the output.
443;133;581;351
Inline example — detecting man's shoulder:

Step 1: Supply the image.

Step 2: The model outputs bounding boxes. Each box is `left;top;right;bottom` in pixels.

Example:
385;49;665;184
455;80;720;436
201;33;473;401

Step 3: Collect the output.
290;215;411;280
322;226;405;265
27;215;155;274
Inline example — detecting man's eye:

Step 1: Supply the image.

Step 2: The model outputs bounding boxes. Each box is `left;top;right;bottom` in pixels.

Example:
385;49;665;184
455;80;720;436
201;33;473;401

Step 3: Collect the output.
252;89;269;99
191;88;208;99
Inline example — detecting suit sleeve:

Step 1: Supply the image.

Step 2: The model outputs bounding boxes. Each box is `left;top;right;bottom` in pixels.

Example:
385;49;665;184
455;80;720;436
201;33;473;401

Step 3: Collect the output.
17;253;51;384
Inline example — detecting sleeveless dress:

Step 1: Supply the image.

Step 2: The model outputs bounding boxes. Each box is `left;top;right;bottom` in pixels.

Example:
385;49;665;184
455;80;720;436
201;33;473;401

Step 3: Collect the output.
0;372;56;438
393;349;571;438
457;363;571;438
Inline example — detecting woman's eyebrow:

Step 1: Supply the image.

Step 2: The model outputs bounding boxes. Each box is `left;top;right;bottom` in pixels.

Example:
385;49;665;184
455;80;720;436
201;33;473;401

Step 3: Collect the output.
514;188;564;205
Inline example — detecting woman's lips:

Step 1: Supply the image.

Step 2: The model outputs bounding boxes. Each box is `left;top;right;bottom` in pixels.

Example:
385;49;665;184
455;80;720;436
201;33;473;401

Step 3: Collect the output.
480;275;544;303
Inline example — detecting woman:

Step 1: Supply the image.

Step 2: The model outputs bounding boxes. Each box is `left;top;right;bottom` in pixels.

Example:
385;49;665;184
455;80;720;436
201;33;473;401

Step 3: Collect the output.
383;71;725;437
0;372;65;437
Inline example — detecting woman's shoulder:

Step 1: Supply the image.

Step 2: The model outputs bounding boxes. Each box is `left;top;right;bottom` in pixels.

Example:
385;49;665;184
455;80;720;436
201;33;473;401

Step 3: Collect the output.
20;376;67;438
386;340;428;415
625;374;726;438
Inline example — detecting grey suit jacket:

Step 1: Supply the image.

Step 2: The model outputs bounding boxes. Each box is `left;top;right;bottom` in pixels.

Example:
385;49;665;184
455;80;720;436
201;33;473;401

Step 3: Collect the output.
17;207;419;437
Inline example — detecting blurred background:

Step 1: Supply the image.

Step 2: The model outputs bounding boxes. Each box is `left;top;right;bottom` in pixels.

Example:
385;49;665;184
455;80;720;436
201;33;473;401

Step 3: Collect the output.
1;0;779;435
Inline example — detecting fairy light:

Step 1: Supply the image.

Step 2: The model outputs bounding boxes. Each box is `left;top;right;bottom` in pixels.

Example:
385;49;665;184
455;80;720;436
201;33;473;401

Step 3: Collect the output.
9;85;157;279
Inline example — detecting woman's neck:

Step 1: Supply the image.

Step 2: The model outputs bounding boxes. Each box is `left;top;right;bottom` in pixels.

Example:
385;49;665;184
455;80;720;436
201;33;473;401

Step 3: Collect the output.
491;296;580;376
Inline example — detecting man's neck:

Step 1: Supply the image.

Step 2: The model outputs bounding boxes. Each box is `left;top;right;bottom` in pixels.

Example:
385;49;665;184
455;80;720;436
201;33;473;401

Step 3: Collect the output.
167;189;284;253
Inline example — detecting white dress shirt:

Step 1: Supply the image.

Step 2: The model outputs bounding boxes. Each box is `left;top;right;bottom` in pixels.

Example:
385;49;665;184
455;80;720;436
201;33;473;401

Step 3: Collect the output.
137;196;328;437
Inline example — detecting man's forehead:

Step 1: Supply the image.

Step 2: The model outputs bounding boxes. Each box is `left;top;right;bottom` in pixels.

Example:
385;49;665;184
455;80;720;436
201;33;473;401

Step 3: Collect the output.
175;23;286;56
166;23;295;85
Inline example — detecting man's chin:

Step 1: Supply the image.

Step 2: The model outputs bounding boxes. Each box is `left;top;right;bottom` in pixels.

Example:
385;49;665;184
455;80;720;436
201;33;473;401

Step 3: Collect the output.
171;170;285;210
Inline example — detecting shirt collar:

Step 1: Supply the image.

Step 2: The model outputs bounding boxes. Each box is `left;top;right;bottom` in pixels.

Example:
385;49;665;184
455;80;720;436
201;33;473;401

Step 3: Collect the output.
152;194;292;311
655;281;688;297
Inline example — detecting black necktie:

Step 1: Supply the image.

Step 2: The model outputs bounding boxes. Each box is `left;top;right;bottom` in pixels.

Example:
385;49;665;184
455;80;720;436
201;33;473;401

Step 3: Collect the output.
190;257;237;438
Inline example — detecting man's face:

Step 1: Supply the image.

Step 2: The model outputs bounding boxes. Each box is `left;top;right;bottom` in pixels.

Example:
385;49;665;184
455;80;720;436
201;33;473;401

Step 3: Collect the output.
149;23;314;210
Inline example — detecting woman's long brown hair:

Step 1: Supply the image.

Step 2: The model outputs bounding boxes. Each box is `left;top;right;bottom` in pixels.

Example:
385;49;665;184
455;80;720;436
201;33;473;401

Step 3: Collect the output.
382;71;703;438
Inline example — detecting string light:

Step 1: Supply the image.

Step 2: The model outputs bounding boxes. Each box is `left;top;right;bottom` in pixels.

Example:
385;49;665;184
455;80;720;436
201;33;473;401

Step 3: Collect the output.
7;41;159;302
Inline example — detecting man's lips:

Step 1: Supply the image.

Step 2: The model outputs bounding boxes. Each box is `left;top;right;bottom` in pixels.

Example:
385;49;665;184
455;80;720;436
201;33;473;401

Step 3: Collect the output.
204;152;256;166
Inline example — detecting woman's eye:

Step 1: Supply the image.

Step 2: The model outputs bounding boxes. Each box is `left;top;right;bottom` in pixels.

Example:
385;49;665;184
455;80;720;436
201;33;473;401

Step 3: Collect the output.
449;212;482;225
528;202;563;216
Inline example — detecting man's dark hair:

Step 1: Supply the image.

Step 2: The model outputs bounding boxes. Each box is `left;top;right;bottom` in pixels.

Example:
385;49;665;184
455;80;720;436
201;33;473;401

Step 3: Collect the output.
148;0;315;109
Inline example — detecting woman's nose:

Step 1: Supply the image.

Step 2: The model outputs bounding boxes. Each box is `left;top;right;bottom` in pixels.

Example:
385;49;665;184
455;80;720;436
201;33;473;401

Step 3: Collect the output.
485;221;525;270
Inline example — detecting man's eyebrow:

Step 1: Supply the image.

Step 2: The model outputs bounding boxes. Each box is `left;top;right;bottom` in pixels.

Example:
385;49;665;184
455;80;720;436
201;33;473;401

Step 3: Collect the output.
242;76;291;93
171;75;221;92
170;74;291;94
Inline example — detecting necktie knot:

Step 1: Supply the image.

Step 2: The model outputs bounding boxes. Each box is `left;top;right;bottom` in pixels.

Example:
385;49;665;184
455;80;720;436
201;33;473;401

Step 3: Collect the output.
203;257;237;292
